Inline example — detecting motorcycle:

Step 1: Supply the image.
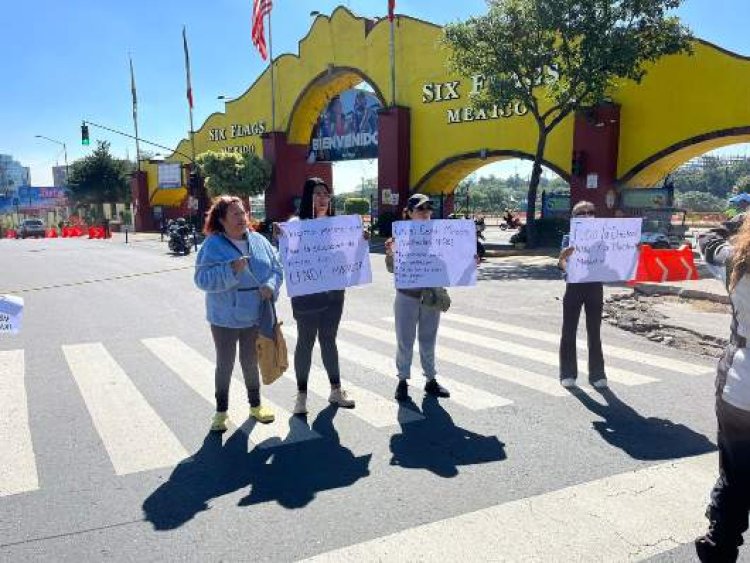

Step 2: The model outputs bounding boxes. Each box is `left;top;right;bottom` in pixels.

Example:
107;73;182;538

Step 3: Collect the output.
499;216;522;231
168;223;193;255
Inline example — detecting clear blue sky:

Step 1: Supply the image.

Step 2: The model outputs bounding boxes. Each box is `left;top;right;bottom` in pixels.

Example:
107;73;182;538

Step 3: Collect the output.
4;0;750;189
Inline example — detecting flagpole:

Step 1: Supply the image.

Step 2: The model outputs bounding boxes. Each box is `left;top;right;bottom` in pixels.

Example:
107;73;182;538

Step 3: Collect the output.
129;55;142;172
183;26;197;164
268;10;276;131
389;15;396;106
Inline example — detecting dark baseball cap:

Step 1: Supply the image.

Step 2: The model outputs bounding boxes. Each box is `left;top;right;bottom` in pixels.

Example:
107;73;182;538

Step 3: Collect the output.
407;193;433;211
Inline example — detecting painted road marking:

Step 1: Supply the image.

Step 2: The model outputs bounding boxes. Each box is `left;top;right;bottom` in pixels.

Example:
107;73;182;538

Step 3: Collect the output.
303;453;717;562
62;343;189;475
0;350;39;497
143;337;319;448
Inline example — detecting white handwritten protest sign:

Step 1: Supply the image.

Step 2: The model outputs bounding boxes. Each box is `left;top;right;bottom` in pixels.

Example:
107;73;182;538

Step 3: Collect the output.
279;215;372;297
393;219;477;289
0;295;23;334
567;218;642;283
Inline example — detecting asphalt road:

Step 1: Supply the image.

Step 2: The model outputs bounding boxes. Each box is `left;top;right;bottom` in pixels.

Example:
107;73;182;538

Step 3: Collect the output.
0;235;736;562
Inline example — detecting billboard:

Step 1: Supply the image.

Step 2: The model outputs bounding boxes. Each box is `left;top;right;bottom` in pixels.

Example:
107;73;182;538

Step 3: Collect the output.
0;187;69;213
157;163;183;189
310;89;381;162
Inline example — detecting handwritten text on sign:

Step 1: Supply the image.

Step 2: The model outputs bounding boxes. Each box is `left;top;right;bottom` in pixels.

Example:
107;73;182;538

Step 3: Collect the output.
279;215;372;297
567;218;642;283
0;295;24;334
393;219;477;289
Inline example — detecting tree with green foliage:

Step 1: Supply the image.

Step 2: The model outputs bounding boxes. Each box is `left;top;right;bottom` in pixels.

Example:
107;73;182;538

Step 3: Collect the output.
443;0;693;245
196;151;271;198
676;190;725;212
344;197;370;215
734;175;750;195
67;141;131;218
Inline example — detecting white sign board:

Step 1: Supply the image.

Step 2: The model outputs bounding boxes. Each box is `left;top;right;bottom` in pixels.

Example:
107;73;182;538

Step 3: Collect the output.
279;215;372;297
393;219;477;289
382;189;392;204
586;173;599;189
567;218;642;283
157;163;183;189
0;295;23;334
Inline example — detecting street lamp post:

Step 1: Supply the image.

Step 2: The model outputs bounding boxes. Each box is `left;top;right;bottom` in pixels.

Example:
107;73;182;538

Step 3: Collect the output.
34;135;69;186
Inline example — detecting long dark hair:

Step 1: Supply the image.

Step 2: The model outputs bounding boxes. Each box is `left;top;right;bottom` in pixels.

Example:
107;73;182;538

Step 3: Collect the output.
298;177;335;220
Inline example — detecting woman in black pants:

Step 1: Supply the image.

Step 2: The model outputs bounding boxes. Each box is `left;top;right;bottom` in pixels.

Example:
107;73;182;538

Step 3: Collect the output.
557;200;607;390
288;178;355;415
695;224;750;562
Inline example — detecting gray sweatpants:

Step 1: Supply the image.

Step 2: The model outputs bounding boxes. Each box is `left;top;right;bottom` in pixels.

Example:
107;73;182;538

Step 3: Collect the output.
210;325;261;411
394;290;440;381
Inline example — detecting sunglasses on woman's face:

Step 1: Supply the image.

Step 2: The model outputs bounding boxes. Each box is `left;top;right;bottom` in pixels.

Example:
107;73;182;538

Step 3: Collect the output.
574;210;595;217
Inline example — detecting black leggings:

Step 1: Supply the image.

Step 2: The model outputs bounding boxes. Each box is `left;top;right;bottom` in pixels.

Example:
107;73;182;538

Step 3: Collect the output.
210;325;261;411
559;282;605;381
705;398;750;552
294;300;344;392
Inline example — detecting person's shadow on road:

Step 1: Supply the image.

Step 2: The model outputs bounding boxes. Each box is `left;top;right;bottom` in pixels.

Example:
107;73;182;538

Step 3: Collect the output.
142;407;371;530
238;404;371;509
568;387;716;460
389;395;506;477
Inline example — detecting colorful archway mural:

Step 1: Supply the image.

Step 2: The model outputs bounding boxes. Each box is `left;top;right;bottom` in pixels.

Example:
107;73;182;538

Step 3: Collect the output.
132;6;750;229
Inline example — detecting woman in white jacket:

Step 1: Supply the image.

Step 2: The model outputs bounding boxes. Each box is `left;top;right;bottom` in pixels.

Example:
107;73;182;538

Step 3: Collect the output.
696;220;750;562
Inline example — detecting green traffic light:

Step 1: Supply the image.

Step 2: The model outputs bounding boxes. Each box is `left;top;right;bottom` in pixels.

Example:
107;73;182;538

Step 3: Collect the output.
81;123;90;146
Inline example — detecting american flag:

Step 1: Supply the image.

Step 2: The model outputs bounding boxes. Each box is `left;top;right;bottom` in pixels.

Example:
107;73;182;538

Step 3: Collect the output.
252;0;273;60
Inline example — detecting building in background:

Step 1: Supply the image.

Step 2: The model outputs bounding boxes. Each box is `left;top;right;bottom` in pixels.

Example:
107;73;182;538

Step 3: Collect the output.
0;154;31;193
52;165;68;188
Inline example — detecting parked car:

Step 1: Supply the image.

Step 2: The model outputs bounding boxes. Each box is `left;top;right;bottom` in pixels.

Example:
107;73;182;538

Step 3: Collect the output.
18;218;46;239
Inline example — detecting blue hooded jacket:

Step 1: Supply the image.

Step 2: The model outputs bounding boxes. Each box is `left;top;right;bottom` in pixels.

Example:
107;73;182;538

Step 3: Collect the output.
194;230;284;329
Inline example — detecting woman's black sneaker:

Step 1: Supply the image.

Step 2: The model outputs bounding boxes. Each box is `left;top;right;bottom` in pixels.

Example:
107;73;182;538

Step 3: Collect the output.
395;380;409;401
425;379;450;398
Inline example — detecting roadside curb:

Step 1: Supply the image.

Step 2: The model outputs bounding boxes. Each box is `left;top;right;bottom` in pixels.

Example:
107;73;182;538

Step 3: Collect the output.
633;283;730;305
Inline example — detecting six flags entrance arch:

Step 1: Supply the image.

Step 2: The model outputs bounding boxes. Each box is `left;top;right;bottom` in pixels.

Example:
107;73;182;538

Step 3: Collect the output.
133;6;750;230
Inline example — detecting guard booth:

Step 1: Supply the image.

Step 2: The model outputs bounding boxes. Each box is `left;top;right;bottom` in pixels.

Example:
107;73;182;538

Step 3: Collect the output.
619;185;688;248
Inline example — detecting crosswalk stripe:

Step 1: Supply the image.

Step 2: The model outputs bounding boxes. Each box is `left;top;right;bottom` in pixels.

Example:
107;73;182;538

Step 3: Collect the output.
328;335;514;409
442;312;710;376
142;337;320;448
0;350;39;497
62;343;189;475
434;324;657;386
302;452;717;562
343;321;568;397
283;321;508;413
283;352;425;427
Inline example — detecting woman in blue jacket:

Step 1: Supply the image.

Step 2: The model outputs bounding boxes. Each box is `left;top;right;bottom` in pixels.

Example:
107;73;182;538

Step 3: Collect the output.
194;196;283;432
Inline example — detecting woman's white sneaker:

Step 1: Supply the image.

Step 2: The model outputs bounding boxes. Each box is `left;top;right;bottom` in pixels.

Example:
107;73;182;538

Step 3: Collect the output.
293;392;308;415
591;378;609;389
560;378;577;389
329;388;355;409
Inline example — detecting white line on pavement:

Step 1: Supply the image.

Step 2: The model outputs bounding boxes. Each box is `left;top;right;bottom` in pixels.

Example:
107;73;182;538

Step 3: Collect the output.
0;350;39;497
302;453;718;562
142;337;319;448
62;343;189;475
343;321;568;397
441;313;711;376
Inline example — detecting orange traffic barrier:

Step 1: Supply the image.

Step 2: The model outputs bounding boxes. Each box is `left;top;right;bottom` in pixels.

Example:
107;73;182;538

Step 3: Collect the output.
45;228;58;238
629;244;699;285
88;226;103;239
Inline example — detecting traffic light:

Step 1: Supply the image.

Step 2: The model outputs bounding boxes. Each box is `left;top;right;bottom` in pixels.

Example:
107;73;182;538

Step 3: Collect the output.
188;171;199;194
81;123;90;146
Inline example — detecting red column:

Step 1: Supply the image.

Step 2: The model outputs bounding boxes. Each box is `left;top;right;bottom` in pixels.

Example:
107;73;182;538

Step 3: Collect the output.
262;132;332;222
130;171;151;232
377;106;411;217
570;103;621;217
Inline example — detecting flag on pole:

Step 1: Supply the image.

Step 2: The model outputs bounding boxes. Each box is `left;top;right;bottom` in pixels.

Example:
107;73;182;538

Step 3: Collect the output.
182;26;194;109
388;0;395;21
252;0;273;60
129;56;137;116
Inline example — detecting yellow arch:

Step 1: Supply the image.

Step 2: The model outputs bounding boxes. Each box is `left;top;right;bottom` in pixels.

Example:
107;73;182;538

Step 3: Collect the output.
151;8;750;205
